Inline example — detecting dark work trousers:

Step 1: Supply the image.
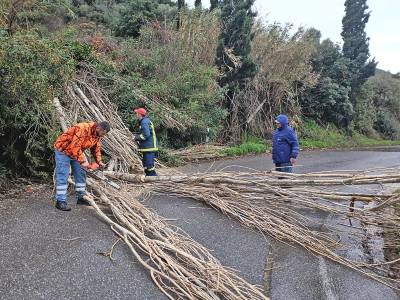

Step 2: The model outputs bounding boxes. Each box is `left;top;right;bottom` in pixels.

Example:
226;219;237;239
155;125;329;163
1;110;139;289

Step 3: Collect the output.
275;162;293;173
275;162;293;179
142;152;157;176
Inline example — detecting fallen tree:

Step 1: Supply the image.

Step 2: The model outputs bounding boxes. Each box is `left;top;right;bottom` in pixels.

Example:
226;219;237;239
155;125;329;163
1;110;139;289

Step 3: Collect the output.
102;170;400;290
81;179;267;299
55;78;268;299
54;72;400;296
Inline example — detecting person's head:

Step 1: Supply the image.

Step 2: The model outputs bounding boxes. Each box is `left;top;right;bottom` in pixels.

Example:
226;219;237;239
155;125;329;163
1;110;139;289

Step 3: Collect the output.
275;114;289;129
96;121;110;137
134;108;147;120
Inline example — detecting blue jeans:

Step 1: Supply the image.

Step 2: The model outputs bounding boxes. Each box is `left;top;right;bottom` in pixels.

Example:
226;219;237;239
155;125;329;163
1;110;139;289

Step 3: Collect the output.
275;162;293;173
142;152;157;176
55;150;86;203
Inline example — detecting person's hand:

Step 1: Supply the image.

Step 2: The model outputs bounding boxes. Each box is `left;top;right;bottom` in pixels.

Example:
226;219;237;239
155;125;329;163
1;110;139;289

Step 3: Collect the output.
290;157;297;165
81;162;90;169
88;162;99;170
98;162;106;169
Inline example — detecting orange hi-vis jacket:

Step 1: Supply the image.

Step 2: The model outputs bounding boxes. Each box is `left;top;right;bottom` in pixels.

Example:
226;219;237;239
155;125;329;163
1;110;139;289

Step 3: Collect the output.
54;122;102;164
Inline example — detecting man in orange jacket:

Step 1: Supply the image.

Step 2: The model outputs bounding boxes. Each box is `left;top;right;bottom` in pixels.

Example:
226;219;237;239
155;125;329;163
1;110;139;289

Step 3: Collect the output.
54;121;110;211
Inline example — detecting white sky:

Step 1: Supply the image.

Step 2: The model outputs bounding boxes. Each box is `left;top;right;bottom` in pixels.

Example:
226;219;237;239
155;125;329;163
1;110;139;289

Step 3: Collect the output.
186;0;400;73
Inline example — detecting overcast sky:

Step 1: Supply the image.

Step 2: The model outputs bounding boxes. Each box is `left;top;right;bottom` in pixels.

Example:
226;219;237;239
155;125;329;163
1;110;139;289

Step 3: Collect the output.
186;0;400;73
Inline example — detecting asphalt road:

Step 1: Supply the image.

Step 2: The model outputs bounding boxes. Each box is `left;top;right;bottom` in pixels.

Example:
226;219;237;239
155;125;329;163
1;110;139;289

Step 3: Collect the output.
1;149;399;300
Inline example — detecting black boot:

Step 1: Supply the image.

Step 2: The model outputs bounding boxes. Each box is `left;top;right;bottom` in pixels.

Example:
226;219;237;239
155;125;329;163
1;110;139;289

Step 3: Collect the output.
77;196;90;206
145;169;157;176
55;201;71;211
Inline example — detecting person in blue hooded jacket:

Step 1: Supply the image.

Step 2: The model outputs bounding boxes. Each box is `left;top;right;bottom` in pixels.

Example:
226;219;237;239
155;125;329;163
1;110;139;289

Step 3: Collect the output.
272;114;299;173
133;108;158;176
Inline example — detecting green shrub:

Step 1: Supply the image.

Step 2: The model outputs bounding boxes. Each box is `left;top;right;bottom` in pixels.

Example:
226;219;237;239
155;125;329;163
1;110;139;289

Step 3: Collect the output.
157;148;184;167
0;32;76;178
113;0;159;38
300;120;347;148
354;72;400;140
374;115;400;140
103;20;226;149
68;40;94;62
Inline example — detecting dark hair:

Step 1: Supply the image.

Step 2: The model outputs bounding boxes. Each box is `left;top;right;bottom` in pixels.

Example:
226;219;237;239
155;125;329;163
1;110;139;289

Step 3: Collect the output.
98;121;111;132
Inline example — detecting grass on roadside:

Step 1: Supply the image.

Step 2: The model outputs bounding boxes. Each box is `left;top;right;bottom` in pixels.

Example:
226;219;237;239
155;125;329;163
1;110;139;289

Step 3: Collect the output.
157;148;185;167
222;136;269;157
300;120;400;149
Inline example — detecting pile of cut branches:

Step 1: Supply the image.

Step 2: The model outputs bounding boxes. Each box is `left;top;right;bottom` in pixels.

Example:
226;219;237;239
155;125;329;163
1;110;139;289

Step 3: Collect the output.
171;144;228;162
54;74;400;297
80;179;267;299
55;77;268;299
57;67;142;172
103;170;400;290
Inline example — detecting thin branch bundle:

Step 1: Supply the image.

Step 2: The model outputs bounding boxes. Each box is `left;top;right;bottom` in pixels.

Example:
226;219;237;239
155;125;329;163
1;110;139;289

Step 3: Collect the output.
103;170;400;289
171;144;228;161
55;82;269;299
59;67;143;172
81;179;267;299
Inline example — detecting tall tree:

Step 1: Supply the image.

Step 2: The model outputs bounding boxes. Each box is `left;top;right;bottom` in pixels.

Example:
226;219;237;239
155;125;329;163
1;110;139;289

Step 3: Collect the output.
177;0;185;9
300;35;354;128
210;0;219;11
216;0;257;91
176;0;185;29
341;0;377;104
215;0;257;138
194;0;201;8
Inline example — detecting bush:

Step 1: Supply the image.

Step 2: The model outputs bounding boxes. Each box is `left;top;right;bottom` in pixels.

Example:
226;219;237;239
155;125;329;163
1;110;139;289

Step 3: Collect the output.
238;23;317;139
300;36;354;128
68;40;94;62
113;0;159;38
157;148;184;167
103;16;226;149
374;112;400;140
368;72;400;139
354;81;378;136
0;32;76;178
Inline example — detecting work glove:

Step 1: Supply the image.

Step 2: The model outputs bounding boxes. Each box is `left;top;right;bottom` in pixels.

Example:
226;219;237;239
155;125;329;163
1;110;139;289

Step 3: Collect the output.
88;162;99;170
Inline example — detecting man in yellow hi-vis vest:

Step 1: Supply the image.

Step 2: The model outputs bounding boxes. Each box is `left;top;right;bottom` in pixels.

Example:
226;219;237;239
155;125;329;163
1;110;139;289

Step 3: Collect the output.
133;108;158;176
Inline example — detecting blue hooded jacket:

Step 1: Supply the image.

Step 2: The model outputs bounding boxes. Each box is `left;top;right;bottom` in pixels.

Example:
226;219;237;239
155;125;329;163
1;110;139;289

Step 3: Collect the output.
272;115;299;164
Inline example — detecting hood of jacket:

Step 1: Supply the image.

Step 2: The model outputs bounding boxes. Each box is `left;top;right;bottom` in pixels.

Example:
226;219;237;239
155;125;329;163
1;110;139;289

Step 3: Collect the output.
276;114;289;129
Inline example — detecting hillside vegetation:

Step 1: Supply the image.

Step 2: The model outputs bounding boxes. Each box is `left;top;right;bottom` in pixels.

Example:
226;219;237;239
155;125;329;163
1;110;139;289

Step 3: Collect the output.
1;0;399;180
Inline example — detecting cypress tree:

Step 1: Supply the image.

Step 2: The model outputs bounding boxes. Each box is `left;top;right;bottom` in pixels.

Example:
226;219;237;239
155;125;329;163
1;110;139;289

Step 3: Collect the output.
210;0;219;11
216;0;257;91
215;0;257;138
177;0;185;9
341;0;377;104
176;0;185;29
195;0;201;8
